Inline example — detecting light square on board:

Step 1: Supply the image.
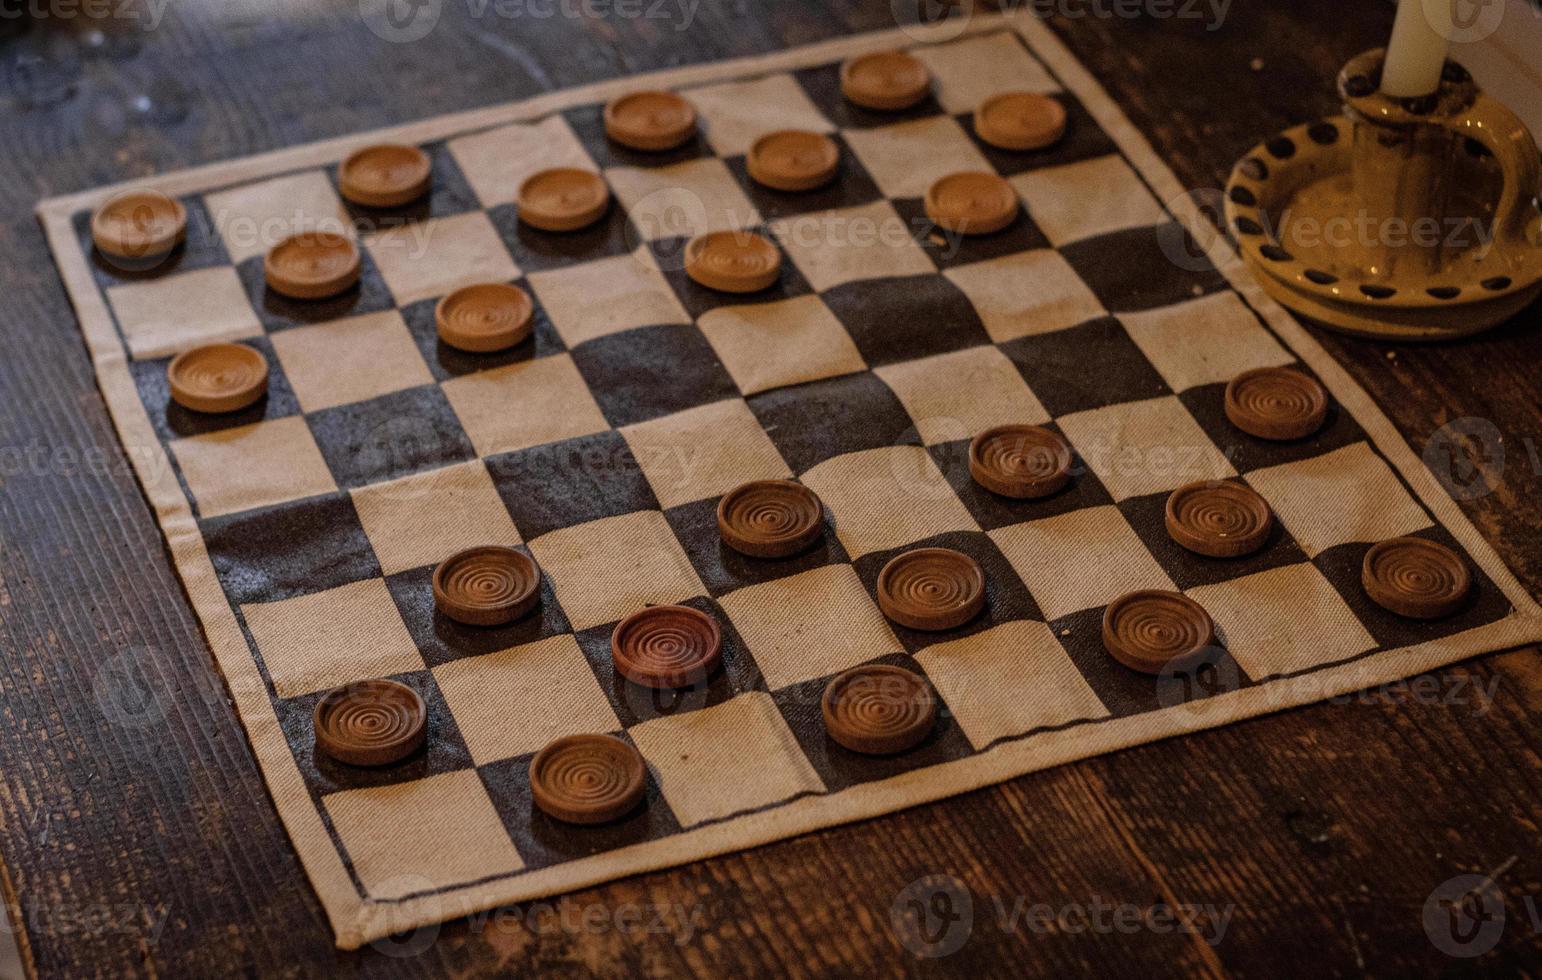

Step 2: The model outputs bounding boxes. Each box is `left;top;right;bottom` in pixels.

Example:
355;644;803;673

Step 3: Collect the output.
718;564;899;689
364;211;520;306
526;249;690;347
772;200;934;293
909;31;1059;113
440;353;609;457
1010;154;1166;247
685;73;835;157
1244;442;1432;557
106;266;262;360
350;459;521;576
527;509;706;631
1056;395;1236;501
269;310;432;412
875;345;1049;446
621;399;791;510
915;620;1109;750
447;115;597;208
204;170;352;264
1118;292;1293;393
241;577;425;698
628;691;825;827
989;505;1176;620
841;115;993;200
801;445;979;559
943;249;1106;343
1188;562;1376;677
606;157;761;241
171;416;337;519
697;294;867;396
433;634;621;766
323;770;522;899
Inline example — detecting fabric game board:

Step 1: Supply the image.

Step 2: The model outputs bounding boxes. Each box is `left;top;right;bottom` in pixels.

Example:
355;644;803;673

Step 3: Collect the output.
38;12;1542;949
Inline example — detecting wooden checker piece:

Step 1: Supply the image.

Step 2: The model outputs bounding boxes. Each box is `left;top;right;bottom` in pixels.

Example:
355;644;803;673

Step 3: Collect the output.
1164;480;1273;558
840;50;930;110
435;282;535;353
603;91;697;151
516;168;611;232
684;231;782;293
432;546;541;626
529;734;648;825
974;91;1068;151
313;679;427;767
821;664;936;755
877;548;986;632
1362;536;1471;619
167;342;269;414
747;130;840;192
91;189;187;262
338;143;431;208
1101;590;1216;675
265;231;361;300
925;172;1020;235
717;480;825;558
611;605;722;689
1224;367;1329;441
969;424;1073;499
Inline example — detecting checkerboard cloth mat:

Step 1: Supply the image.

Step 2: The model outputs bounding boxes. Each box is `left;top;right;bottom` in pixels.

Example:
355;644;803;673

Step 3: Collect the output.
38;12;1542;949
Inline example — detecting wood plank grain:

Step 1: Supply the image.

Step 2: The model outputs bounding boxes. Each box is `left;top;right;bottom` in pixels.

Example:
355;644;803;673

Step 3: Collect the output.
0;1;1538;976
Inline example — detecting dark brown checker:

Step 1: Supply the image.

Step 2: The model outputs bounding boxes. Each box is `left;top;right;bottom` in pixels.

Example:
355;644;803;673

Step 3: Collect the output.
313;679;427;767
1101;590;1217;675
528;733;648;825
1164;480;1273;558
821;663;937;755
1362;536;1472;619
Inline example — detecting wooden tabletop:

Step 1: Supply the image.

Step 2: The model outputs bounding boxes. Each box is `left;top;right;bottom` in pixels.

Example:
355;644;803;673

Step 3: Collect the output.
2;1;1539;975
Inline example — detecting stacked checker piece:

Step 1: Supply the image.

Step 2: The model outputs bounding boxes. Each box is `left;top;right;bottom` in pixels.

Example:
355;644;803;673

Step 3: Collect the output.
101;50;1478;826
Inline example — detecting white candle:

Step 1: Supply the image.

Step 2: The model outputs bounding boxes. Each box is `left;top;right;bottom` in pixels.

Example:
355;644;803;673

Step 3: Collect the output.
1381;0;1453;97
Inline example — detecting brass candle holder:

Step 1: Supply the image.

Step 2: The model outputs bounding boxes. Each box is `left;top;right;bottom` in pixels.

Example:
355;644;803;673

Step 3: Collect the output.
1225;49;1541;340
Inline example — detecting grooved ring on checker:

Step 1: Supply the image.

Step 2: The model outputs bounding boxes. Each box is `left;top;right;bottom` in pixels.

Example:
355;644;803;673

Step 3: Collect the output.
264;231;361;300
717;480;825;558
516;168;611;232
1101;590;1216;675
974;91;1068;151
1164;480;1273;558
877;548;986;632
839;51;930;110
747;130;840;192
435;282;535;353
313;679;427;767
529;734;647;825
821;664;937;755
924;171;1020;236
968;424;1073;499
1224;367;1329;441
684;231;782;293
611;605;723;689
91;189;186;261
432;546;542;626
1362;536;1471;619
603;91;697;151
339;143;431;208
167;342;269;414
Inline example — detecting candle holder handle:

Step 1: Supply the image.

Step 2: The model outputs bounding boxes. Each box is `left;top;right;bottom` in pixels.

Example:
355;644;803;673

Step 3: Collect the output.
1447;94;1541;244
